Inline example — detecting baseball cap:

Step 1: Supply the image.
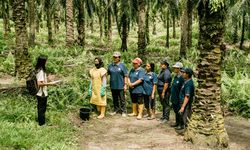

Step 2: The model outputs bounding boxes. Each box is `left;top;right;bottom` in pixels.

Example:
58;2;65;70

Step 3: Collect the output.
113;51;121;57
132;57;142;65
173;62;183;68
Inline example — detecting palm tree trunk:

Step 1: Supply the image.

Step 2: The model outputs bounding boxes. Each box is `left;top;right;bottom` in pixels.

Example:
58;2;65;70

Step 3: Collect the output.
98;16;103;42
145;0;150;45
180;3;188;58
165;9;170;48
13;0;32;79
2;0;11;38
187;0;193;48
46;0;53;44
184;1;229;147
104;10;108;38
54;1;60;34
107;0;112;47
90;18;94;33
77;0;85;47
28;0;36;47
138;0;146;61
120;0;129;52
66;0;74;46
232;20;238;44
240;12;246;50
173;14;176;39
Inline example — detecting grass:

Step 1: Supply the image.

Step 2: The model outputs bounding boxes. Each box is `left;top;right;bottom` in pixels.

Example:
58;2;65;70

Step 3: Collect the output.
0;18;250;149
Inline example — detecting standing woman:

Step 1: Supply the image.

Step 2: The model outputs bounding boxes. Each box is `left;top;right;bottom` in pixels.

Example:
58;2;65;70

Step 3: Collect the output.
143;63;157;120
36;55;56;126
128;58;145;120
89;57;107;119
157;60;172;123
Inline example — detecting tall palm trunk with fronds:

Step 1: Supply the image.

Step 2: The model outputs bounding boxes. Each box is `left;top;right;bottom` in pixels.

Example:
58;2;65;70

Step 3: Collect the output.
120;0;129;52
66;0;74;46
184;1;229;147
240;12;246;50
165;9;170;48
28;0;36;47
77;0;85;47
180;1;188;58
145;0;150;45
13;0;32;79
54;0;60;34
187;0;193;48
107;0;112;47
138;0;146;60
172;14;176;39
45;0;53;44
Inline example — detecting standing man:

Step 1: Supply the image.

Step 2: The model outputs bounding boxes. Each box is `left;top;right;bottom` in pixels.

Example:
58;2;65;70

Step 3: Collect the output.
170;62;185;128
157;60;172;123
108;52;128;117
177;68;195;130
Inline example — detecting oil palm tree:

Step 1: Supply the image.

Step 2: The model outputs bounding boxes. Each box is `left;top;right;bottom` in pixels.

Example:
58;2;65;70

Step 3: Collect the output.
138;0;146;60
184;0;229;147
66;0;74;46
28;0;36;47
12;0;32;79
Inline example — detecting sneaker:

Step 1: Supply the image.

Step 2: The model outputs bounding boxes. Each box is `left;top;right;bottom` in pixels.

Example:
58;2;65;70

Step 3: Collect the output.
171;124;179;128
109;112;117;116
160;119;168;124
122;113;127;117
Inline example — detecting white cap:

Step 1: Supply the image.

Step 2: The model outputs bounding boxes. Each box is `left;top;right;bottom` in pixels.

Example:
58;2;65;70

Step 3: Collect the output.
172;62;183;68
113;51;121;57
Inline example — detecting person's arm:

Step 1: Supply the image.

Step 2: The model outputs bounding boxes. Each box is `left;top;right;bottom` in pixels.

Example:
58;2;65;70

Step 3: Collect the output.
161;83;169;98
130;69;143;87
131;79;143;87
179;96;189;113
151;84;157;99
37;81;55;87
102;74;107;87
124;76;128;91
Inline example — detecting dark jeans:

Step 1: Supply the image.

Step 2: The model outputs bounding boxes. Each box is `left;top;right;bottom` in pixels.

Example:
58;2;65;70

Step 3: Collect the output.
172;102;181;125
111;89;126;113
36;96;48;126
180;103;192;127
144;95;155;110
130;93;144;104
158;90;170;120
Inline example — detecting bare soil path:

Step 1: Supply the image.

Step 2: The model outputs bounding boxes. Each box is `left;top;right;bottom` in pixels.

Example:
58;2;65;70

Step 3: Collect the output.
70;112;250;150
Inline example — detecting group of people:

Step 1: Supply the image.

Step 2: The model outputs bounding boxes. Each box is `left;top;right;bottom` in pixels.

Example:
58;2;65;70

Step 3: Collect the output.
89;52;195;130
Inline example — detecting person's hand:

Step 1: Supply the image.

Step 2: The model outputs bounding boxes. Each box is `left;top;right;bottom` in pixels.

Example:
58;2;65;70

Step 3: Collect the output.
129;83;134;88
161;92;165;99
179;107;184;113
124;84;127;92
151;94;155;100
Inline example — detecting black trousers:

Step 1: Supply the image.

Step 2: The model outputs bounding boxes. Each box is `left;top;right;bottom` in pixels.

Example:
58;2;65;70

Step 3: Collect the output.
172;102;181;125
36;96;48;126
158;90;170;120
144;95;155;110
130;93;144;104
180;103;192;127
111;89;126;113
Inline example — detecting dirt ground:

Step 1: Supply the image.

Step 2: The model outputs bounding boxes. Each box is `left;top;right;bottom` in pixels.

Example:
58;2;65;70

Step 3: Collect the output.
69;111;250;150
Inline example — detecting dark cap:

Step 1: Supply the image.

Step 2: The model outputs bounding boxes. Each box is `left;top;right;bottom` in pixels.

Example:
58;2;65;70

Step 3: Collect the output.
181;67;193;76
160;59;169;66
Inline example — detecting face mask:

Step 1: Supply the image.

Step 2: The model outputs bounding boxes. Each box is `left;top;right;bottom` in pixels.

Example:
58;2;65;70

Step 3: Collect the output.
95;64;101;69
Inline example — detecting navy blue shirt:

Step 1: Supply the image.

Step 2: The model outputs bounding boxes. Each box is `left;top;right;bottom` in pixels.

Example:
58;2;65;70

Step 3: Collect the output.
179;79;195;104
157;69;172;93
129;67;145;94
108;62;128;90
143;72;158;96
171;74;185;104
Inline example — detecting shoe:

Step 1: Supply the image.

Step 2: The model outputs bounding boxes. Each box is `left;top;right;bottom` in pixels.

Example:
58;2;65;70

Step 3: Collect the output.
128;103;138;117
171;124;179;128
160;119;168;124
137;104;144;120
175;125;185;130
109;111;117;116
122;113;127;117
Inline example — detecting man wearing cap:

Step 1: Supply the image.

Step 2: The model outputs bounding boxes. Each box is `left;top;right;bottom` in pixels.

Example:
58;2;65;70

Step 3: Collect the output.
108;52;128;117
177;67;195;130
157;60;172;123
170;62;185;128
128;57;145;120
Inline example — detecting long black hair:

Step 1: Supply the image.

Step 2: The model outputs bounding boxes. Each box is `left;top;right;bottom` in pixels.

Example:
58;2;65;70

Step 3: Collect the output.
149;63;155;72
35;55;48;71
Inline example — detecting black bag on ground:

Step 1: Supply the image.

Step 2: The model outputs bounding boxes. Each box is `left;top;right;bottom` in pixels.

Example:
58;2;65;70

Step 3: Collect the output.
26;70;39;96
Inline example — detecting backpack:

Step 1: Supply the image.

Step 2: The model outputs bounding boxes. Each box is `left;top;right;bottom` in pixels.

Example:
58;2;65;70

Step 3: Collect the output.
26;70;39;96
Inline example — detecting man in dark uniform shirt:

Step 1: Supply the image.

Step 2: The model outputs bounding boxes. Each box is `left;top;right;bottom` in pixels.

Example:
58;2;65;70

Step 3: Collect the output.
177;68;195;130
170;62;185;128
